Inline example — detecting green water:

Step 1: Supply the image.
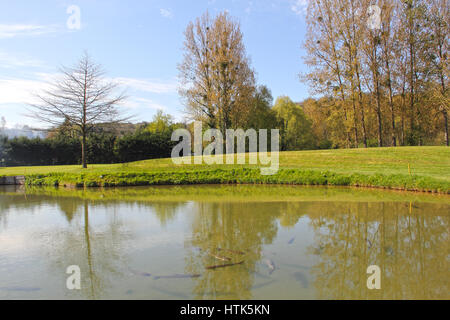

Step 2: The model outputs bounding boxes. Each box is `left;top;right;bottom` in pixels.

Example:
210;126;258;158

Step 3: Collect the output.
0;185;448;300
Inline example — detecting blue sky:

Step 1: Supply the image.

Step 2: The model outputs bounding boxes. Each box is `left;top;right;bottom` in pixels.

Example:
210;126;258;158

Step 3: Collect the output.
0;0;310;128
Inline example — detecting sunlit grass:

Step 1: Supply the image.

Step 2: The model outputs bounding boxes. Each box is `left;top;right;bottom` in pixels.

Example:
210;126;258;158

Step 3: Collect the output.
1;146;448;179
1;146;449;193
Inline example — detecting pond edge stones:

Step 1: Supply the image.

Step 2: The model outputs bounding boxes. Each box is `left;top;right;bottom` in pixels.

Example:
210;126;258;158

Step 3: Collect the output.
0;176;25;185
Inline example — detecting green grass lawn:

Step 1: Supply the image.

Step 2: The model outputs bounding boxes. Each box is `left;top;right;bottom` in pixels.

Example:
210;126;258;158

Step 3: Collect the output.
1;146;449;193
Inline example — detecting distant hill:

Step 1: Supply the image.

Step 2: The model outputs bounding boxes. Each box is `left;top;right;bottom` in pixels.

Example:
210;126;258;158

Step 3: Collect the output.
0;127;47;139
0;122;164;140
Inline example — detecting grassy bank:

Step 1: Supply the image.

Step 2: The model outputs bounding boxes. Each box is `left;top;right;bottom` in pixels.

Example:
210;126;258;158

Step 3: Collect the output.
1;146;449;193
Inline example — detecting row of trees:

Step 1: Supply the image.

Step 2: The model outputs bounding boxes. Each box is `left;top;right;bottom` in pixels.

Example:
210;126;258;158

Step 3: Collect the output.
0;89;319;167
302;0;448;148
179;6;448;150
0;112;181;166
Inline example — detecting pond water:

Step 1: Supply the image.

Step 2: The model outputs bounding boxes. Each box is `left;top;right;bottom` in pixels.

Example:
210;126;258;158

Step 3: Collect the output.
0;185;448;300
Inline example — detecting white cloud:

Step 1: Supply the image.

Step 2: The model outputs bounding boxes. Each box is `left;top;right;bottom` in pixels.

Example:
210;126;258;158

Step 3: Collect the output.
160;8;173;19
291;0;308;15
0;75;53;105
113;77;177;94
0;74;175;116
0;50;45;68
123;97;168;110
0;24;57;39
0;75;177;106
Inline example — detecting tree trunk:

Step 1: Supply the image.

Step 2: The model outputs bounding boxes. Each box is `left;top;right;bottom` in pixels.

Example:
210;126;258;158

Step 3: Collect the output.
408;11;416;145
338;87;351;149
338;85;351;148
352;99;358;148
372;36;383;147
384;51;396;146
356;67;368;148
375;81;383;147
84;201;95;298
82;130;87;168
389;95;396;147
347;43;358;148
444;109;449;146
400;69;407;146
360;108;368;148
401;110;405;146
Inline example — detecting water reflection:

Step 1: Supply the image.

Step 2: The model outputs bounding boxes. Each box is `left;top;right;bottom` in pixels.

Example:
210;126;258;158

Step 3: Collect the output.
0;185;448;299
39;200;132;299
187;202;274;299
307;202;449;299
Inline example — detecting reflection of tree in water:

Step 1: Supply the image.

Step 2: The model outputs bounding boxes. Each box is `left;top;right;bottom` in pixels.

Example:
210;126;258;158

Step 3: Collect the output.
307;202;450;299
0;190;185;299
57;200;79;222
0;190;41;226
151;202;181;227
0;189;183;229
184;201;307;299
39;199;133;299
0;191;79;224
0;194;11;226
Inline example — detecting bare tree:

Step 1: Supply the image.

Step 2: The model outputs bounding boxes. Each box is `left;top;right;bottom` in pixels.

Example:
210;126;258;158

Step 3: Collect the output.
302;0;353;148
178;11;256;135
28;52;128;168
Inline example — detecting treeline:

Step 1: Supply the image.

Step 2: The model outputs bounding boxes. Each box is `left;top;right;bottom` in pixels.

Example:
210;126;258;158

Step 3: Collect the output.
178;6;448;150
0;112;181;167
0;94;321;167
302;0;448;147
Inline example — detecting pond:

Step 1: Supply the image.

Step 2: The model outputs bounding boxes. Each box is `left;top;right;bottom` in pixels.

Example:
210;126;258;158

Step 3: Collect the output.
0;185;448;300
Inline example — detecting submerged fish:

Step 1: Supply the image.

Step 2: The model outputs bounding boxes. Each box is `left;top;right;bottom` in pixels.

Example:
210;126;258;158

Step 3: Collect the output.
153;273;201;280
217;248;246;255
0;287;41;292
288;237;295;244
129;268;152;277
265;259;276;275
206;260;244;270
209;252;231;261
293;272;309;288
